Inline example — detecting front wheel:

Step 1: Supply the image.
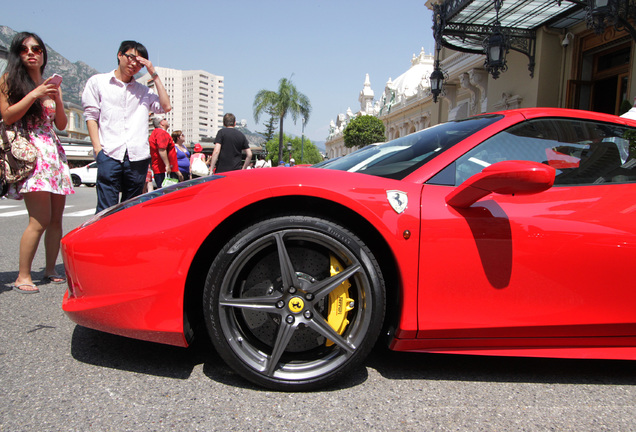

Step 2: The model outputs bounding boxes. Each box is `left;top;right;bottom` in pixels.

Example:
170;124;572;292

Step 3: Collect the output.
203;216;386;391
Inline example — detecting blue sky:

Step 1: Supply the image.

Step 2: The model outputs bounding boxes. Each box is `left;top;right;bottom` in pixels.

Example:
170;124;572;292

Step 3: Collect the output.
3;0;434;142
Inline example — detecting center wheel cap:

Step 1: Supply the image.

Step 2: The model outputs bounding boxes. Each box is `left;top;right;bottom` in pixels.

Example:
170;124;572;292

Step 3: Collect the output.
288;296;305;313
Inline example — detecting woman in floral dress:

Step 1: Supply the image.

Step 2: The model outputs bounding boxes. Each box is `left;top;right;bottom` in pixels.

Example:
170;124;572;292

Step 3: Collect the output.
0;32;74;293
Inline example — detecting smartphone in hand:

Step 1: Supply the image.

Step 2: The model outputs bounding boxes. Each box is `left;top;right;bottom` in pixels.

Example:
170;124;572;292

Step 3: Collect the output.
49;74;63;86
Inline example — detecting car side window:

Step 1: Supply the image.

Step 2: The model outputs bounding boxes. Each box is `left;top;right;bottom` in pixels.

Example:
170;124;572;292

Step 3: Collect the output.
454;118;636;186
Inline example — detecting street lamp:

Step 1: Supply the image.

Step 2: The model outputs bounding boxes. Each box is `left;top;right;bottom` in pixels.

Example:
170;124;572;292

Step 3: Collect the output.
590;0;612;31
484;27;508;79
585;0;636;40
430;63;446;103
301;117;305;164
430;41;448;103
483;0;509;79
287;142;292;164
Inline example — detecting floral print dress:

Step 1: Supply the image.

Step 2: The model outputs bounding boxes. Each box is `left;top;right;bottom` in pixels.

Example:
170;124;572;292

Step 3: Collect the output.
7;102;74;199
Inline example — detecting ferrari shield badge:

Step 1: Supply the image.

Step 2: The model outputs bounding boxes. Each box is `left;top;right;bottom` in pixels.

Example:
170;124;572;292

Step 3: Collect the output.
387;190;408;214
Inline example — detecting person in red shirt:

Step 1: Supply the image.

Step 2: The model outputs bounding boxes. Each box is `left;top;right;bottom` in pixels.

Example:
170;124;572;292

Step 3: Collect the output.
149;116;182;187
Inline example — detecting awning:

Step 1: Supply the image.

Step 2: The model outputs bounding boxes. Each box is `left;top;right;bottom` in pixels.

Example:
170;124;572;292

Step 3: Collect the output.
432;0;587;77
60;138;94;161
434;0;583;53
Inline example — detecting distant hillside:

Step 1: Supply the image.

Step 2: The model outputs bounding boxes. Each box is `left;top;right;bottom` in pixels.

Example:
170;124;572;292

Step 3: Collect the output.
313;140;326;152
200;124;266;149
0;25;100;106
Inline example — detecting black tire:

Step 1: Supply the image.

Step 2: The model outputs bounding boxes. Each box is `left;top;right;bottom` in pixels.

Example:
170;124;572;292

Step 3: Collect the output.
71;174;81;187
203;215;385;391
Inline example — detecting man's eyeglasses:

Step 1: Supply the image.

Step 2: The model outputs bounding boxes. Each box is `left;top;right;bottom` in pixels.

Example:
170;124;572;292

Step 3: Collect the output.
122;53;141;65
20;45;43;55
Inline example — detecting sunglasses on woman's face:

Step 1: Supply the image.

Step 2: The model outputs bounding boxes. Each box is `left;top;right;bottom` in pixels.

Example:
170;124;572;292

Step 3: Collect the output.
20;45;43;55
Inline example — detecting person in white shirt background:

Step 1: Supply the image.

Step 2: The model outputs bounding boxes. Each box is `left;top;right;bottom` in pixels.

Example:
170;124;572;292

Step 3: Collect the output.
82;40;171;213
621;97;636;120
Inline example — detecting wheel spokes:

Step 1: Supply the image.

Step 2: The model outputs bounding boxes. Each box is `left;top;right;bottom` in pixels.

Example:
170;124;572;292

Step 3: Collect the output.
219;293;282;313
264;321;296;376
274;232;301;291
309;263;361;301
306;316;356;354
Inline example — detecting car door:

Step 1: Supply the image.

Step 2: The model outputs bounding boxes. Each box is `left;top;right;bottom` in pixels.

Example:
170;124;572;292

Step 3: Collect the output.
417;117;636;342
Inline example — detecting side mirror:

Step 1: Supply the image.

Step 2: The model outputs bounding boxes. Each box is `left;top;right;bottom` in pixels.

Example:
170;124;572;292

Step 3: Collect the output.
446;160;555;208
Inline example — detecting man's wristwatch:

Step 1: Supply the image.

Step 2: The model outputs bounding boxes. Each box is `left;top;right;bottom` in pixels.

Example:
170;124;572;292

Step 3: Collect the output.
151;72;159;79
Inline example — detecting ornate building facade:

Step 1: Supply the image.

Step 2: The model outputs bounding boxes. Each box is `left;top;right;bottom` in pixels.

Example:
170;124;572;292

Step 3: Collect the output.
326;48;435;159
326;0;636;160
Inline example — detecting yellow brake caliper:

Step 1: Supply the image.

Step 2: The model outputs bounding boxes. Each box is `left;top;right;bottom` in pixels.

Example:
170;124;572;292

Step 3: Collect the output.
326;255;355;346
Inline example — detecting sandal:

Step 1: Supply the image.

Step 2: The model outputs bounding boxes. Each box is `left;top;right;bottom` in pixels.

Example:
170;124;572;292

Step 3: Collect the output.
43;275;66;284
13;283;40;294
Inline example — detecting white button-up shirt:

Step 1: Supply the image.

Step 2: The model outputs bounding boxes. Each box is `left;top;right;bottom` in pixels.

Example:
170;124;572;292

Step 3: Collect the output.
82;71;164;162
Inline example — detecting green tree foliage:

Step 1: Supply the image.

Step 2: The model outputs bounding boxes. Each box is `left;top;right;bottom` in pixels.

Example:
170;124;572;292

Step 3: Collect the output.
259;106;278;142
264;134;323;166
253;77;312;163
343;115;386;149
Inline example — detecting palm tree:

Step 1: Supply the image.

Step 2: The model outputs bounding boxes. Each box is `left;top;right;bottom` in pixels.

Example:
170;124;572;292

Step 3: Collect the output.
253;77;311;163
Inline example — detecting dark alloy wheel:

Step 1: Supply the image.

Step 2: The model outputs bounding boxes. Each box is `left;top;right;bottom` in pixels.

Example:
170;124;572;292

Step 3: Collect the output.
71;174;81;187
203;215;386;391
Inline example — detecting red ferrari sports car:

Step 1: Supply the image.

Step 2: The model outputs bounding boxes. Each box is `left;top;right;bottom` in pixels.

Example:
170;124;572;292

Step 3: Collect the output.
62;108;636;390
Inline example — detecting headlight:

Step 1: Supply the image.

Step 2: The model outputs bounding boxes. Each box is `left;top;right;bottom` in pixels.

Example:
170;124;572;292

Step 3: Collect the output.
81;175;223;227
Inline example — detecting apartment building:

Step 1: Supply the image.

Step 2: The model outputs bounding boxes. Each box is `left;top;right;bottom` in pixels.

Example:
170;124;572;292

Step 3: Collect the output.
138;67;224;143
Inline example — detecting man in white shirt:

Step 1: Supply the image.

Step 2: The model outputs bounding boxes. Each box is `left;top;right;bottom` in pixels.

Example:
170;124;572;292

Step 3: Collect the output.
82;40;171;212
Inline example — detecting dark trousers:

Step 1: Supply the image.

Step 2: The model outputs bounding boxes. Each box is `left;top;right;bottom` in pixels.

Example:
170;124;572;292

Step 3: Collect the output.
95;151;150;213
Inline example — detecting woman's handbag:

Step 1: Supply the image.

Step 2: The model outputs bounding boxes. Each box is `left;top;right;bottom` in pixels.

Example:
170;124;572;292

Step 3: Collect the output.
0;120;37;184
191;157;209;177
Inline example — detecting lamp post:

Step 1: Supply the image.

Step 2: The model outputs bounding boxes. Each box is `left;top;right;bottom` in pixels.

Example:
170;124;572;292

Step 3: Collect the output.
483;0;509;79
430;4;447;104
430;64;445;103
430;41;447;103
301;117;305;164
287;142;292;164
591;0;612;26
484;27;508;79
585;0;636;40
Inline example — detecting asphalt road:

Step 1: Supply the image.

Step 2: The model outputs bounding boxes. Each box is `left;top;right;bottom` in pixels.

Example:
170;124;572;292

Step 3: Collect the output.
1;187;635;431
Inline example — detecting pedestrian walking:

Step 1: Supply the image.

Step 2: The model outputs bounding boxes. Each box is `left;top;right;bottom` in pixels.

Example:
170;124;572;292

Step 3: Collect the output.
190;143;209;178
172;130;190;181
208;113;252;173
149;116;182;187
254;155;267;168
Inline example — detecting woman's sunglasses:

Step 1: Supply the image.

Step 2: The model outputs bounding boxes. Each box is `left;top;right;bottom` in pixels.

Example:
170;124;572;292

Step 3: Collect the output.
20;45;43;55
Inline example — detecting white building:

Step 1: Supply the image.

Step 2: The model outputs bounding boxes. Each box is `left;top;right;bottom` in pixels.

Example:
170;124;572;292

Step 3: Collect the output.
326;48;435;158
138;67;224;143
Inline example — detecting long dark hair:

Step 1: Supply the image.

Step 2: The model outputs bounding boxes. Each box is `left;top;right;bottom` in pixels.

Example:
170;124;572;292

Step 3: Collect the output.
3;32;48;125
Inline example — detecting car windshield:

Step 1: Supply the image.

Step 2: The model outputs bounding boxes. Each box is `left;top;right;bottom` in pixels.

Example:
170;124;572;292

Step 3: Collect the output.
323;114;504;179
